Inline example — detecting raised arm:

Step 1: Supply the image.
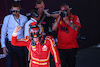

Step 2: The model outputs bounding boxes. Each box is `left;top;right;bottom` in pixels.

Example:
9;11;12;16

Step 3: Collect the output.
52;16;61;31
11;25;29;46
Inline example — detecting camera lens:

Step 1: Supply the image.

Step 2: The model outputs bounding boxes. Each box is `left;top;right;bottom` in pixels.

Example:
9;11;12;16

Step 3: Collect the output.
60;10;67;18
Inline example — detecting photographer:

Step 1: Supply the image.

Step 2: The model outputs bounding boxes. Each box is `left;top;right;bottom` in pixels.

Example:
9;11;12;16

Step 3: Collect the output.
52;4;81;67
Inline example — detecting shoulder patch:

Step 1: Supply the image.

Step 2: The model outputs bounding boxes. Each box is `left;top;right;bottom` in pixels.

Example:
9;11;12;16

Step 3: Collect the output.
46;36;56;46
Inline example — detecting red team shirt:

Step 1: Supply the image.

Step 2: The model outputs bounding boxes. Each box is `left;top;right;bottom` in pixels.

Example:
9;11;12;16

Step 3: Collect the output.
57;13;81;49
11;35;61;67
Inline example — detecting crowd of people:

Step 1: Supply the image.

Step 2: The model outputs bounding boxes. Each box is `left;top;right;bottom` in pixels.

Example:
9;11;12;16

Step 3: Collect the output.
1;0;81;67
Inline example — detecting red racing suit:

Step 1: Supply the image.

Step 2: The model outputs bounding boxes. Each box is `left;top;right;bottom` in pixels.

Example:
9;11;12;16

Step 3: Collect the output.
11;34;61;67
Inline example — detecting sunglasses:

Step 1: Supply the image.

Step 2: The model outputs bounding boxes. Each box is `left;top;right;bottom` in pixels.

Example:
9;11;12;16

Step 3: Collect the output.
11;10;20;13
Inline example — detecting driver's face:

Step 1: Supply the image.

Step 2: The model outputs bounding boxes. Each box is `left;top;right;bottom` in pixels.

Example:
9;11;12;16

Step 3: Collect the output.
30;28;39;34
33;37;39;42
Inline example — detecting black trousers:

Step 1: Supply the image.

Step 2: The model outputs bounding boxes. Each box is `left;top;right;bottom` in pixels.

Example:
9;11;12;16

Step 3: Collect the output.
6;41;27;67
59;48;78;67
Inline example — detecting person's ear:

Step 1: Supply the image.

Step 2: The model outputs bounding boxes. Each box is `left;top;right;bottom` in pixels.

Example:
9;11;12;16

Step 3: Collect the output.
9;8;12;13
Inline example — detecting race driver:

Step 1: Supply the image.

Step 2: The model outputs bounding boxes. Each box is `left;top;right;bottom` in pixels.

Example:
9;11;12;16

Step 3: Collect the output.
11;22;61;67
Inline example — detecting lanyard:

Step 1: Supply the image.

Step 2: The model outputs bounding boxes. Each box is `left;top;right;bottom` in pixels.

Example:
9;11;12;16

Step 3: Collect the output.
14;18;20;25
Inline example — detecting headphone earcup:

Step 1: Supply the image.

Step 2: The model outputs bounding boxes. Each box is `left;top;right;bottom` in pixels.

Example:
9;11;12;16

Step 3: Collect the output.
30;8;39;17
9;8;12;13
19;8;22;13
31;11;39;17
33;12;39;17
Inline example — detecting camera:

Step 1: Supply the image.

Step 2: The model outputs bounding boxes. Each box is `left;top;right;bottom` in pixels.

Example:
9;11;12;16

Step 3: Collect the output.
30;8;39;17
60;10;68;18
61;27;69;33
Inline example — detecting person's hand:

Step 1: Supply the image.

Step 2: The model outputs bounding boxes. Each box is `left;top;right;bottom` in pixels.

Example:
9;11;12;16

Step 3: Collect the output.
56;10;62;23
59;10;62;14
14;25;21;33
3;47;8;56
63;16;69;24
44;11;51;17
56;16;61;23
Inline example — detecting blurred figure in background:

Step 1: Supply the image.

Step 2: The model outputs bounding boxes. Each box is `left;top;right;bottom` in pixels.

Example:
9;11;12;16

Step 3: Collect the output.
24;8;41;37
25;0;54;37
35;0;55;36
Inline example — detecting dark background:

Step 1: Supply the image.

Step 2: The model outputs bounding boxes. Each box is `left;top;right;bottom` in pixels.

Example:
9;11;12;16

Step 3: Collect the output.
0;0;100;67
0;0;99;49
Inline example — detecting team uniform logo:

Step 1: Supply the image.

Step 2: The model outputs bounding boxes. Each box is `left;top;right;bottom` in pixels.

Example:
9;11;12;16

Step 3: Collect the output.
59;21;62;25
32;46;36;51
42;45;48;51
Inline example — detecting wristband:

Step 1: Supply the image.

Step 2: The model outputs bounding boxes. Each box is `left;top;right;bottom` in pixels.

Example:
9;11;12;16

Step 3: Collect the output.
12;32;18;37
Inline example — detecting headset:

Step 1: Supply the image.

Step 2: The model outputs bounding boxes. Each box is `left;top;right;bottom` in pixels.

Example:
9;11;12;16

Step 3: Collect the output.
29;22;45;46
